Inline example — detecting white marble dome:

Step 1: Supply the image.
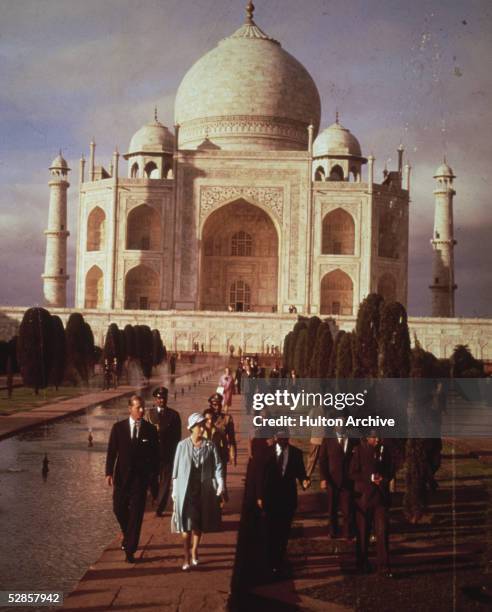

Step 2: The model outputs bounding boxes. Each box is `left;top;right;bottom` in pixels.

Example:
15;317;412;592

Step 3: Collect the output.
174;14;321;151
50;153;69;170
128;120;174;155
313;121;362;158
434;161;455;178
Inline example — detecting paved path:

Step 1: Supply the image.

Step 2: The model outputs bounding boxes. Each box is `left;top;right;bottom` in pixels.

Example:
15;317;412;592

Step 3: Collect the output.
0;362;216;442
63;370;246;612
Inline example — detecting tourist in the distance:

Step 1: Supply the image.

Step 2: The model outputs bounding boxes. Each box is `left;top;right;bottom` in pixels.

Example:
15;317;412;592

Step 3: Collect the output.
171;413;224;570
218;367;235;409
105;395;159;563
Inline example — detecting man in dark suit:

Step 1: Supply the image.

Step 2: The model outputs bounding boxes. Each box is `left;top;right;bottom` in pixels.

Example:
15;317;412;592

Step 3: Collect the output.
319;426;357;539
349;430;394;577
105;394;159;563
257;432;310;574
145;386;182;516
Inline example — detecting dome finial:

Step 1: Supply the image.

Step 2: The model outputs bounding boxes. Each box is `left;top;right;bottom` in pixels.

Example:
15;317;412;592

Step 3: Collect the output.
154;106;158;122
245;1;255;24
335;109;339;125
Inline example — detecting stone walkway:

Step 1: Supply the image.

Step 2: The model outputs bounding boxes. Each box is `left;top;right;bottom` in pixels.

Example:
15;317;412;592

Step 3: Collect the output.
63;371;245;612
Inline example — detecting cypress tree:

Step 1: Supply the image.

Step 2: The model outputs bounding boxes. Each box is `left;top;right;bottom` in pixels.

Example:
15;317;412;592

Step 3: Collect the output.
306;316;321;367
293;329;308;377
336;331;354;378
328;330;345;378
103;323;122;374
378;301;411;378
84;322;96;374
354;293;384;377
0;340;9;374
283;331;293;372
17;307;53;394
50;315;66;390
310;322;333;378
65;313;89;384
152;329;165;366
289;318;308;373
124;324;137;359
8;336;19;373
135;325;154;379
403;438;429;523
450;344;484;378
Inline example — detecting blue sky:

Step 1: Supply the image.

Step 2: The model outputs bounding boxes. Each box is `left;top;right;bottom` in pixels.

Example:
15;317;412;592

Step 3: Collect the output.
0;0;491;316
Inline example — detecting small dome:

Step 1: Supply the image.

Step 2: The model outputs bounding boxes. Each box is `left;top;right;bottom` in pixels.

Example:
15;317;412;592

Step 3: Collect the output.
128;120;174;155
313;121;362;158
50;153;69;170
434;161;455;178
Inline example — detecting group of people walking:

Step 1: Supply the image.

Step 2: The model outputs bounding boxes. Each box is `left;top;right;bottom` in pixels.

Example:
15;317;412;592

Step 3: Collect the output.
104;362;406;578
245;423;394;578
105;381;236;569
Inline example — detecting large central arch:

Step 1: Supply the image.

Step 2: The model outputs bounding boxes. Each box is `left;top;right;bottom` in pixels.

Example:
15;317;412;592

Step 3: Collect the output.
200;199;279;312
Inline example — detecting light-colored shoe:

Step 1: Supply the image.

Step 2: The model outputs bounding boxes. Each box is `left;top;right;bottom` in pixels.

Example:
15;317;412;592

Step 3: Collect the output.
182;563;191;571
191;558;199;566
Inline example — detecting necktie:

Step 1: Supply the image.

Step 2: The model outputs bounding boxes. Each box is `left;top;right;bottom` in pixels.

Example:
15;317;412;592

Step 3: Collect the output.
133;421;139;441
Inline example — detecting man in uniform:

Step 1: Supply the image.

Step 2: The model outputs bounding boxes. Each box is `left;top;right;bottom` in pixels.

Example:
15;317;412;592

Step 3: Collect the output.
105;395;159;563
349;429;394;577
146;386;182;516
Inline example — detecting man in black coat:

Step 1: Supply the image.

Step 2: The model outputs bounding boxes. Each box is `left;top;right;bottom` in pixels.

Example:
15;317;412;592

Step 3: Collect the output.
319;426;357;539
349;430;394;577
105;395;159;563
257;432;310;574
145;386;182;516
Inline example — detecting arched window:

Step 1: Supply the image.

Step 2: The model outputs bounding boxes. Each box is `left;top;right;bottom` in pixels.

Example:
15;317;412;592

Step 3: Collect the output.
126;205;160;250
144;161;159;178
377;273;397;302
124;264;160;310
322;208;355;255
85;266;104;308
130;162;139;178
329;164;344;181
320;269;353;315
314;166;325;181
231;231;253;256
86;207;106;251
229;281;251;312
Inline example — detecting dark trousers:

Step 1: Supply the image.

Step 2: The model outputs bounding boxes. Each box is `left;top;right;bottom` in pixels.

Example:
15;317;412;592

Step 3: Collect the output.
327;486;353;538
156;463;173;513
355;501;390;569
113;477;148;553
265;508;295;570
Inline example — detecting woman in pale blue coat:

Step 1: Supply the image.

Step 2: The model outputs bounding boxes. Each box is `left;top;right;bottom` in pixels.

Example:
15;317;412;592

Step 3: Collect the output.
172;412;224;570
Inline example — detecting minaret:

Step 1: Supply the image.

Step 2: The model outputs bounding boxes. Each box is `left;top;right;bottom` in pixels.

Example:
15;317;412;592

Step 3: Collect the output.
429;160;457;317
42;152;70;307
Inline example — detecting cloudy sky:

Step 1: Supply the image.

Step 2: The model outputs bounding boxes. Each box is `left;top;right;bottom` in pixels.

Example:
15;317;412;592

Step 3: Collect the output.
0;0;490;316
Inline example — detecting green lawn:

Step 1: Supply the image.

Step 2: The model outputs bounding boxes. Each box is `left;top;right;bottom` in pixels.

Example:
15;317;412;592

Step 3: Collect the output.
0;384;100;415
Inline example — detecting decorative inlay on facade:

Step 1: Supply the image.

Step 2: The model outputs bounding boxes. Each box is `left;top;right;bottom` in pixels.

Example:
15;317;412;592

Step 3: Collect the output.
200;186;284;222
179;115;308;146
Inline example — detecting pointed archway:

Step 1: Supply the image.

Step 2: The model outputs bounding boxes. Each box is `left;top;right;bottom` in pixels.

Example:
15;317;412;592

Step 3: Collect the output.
320;269;353;315
200;199;278;312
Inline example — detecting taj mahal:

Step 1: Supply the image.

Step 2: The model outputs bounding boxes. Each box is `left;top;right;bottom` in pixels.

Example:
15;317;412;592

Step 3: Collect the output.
1;2;491;359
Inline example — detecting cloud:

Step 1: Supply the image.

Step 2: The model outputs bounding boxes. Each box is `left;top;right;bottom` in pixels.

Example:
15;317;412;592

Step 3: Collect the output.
0;0;491;317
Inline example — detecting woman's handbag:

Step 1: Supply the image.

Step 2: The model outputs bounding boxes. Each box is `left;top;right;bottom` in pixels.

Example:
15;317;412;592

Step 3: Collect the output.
216;385;224;395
